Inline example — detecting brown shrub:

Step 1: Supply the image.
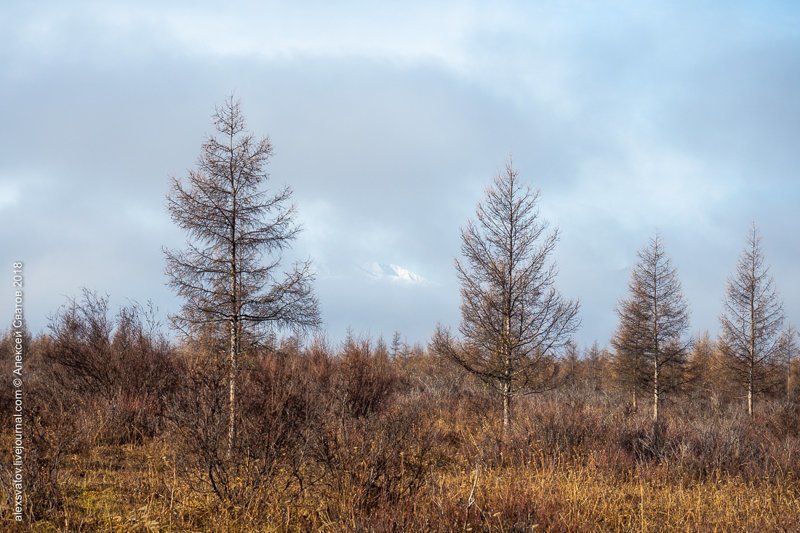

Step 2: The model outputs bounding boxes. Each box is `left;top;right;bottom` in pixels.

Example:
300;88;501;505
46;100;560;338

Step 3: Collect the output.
310;394;444;526
337;336;399;418
43;290;178;445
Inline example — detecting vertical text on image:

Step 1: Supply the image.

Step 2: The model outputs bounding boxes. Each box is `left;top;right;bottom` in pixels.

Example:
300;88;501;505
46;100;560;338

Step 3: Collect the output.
11;261;24;522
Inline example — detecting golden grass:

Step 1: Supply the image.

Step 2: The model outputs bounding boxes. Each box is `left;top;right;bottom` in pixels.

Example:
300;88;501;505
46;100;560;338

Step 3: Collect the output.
10;439;798;532
443;458;800;531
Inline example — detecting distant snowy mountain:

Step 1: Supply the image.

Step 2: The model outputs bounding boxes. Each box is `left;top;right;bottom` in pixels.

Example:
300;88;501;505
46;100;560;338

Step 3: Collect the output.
364;262;425;285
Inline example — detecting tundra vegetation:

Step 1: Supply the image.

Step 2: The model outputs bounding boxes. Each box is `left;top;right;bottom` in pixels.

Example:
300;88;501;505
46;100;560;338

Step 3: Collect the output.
1;103;799;531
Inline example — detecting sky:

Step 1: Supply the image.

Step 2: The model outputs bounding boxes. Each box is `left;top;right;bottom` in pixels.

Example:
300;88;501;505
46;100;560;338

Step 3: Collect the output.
1;1;799;350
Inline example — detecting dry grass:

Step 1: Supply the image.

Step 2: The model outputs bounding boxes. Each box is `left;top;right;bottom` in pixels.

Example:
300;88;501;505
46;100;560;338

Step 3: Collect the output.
8;437;799;532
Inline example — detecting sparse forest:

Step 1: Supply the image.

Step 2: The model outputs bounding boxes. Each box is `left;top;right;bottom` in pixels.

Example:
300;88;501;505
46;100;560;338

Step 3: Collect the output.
3;102;800;531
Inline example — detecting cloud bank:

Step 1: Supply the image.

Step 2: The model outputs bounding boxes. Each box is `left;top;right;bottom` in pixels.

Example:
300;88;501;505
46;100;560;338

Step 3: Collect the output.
1;1;799;347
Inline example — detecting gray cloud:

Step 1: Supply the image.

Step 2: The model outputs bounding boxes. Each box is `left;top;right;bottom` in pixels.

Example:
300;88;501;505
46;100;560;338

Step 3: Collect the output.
2;1;799;348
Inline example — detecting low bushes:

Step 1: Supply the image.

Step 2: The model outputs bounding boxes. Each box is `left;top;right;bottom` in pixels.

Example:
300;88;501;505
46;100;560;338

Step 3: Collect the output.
1;306;799;529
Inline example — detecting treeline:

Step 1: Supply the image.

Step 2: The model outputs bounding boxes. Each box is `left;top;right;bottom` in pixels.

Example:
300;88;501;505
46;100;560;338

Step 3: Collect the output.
567;333;799;411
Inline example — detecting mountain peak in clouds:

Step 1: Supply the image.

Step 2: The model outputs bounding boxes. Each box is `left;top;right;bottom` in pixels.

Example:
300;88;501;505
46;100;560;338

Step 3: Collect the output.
365;262;425;285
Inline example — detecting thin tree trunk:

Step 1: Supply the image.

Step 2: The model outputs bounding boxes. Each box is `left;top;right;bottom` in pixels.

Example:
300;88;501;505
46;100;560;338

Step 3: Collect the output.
228;241;238;456
652;262;660;423
228;316;236;456
653;358;659;422
748;362;753;416
502;313;512;433
632;388;637;410
502;381;511;430
228;155;238;457
748;314;754;417
748;251;755;417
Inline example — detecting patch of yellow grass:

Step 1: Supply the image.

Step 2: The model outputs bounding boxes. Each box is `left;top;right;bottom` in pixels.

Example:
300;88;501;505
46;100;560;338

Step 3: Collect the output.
434;457;800;531
10;440;800;531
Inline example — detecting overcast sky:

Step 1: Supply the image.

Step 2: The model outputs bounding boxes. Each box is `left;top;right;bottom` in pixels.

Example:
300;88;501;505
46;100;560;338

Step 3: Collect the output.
2;1;799;349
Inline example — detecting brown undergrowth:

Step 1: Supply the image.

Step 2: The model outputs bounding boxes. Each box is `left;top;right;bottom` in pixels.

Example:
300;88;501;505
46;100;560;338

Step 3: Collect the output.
1;303;799;531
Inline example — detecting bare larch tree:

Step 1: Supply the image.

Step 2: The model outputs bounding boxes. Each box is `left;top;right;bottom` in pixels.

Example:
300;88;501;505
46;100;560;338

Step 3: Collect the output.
432;161;580;430
719;225;784;416
612;235;690;422
164;98;320;454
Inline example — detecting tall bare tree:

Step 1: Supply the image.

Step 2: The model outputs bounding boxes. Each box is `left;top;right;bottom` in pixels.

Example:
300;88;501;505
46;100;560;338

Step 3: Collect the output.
432;161;580;430
719;225;784;416
164;98;320;454
611;235;690;421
